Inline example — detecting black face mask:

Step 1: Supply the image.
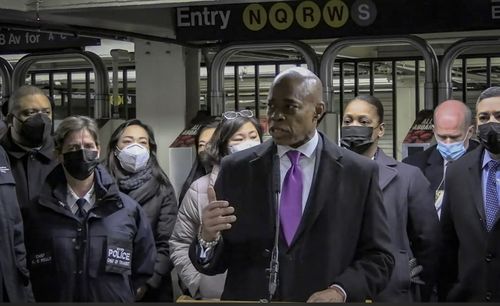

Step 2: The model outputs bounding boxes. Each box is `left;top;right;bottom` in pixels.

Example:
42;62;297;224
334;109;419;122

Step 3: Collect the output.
340;126;374;154
478;122;500;154
63;149;99;180
14;113;52;148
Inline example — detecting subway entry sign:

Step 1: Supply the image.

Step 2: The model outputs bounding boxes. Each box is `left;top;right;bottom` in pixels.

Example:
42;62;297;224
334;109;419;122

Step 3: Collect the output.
175;0;500;42
0;29;101;54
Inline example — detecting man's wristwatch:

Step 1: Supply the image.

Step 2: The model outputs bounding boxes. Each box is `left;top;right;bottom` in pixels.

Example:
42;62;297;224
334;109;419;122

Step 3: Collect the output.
198;228;221;249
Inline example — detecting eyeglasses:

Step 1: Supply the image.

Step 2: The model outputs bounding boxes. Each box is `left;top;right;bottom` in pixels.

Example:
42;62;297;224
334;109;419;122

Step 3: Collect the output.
222;109;254;120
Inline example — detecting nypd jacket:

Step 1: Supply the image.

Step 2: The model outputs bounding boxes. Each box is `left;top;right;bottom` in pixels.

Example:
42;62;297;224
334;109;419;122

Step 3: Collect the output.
23;164;156;302
0;145;31;302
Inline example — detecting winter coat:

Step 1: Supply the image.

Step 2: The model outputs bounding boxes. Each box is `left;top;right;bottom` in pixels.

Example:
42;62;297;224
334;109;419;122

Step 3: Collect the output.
0;145;31;302
170;166;226;299
23;164;156;302
117;167;178;302
1;131;58;210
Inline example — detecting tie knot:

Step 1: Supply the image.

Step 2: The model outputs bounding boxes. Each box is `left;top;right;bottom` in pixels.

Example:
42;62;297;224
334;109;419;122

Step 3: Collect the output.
286;150;301;165
488;160;500;172
76;198;86;210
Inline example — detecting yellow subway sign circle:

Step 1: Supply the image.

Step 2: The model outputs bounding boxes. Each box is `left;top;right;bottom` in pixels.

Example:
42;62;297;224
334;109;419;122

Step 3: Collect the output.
269;2;294;30
323;0;349;28
296;1;321;29
243;4;267;31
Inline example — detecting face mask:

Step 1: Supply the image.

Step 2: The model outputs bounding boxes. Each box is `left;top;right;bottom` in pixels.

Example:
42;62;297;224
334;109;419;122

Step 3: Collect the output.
478;122;500;154
340;126;374;154
63;149;99;180
14;113;52;147
115;143;150;173
228;139;260;154
436;130;469;161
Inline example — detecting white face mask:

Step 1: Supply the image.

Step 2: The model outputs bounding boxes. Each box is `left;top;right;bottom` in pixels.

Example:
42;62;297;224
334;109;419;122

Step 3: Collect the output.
228;139;260;154
115;143;150;173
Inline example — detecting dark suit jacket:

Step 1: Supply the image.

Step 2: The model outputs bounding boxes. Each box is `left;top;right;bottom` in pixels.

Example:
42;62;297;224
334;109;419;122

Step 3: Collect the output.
190;133;394;302
374;149;439;302
1;131;58;210
0;145;31;302
403;141;479;191
439;145;500;302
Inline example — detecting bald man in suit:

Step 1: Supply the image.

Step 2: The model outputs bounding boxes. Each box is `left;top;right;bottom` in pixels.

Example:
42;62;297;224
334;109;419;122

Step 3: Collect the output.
403;100;478;218
189;67;394;302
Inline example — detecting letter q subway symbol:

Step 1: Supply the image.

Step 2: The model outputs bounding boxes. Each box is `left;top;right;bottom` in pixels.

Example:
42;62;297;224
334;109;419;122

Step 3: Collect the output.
243;2;295;31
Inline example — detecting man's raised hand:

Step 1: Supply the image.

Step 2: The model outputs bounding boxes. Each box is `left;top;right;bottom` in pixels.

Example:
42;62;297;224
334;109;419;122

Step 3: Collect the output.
200;186;237;242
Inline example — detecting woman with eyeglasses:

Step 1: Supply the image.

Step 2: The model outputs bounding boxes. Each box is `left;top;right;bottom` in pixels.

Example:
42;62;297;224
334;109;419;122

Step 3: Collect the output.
106;119;178;302
170;110;263;300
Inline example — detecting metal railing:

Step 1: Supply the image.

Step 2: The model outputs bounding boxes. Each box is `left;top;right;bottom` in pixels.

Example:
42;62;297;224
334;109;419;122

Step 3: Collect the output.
209;41;319;116
0;57;13;116
439;36;500;102
12;50;109;119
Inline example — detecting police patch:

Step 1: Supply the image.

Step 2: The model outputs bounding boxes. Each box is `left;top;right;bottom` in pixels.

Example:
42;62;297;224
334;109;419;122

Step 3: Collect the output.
107;247;131;268
105;238;132;274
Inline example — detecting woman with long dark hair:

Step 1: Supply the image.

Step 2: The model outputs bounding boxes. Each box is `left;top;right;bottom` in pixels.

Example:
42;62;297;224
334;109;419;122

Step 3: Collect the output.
178;119;219;204
106;119;178;302
170;110;263;300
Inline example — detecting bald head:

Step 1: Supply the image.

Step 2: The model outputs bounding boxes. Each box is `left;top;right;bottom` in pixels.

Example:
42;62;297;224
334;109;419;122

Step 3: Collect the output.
267;67;325;147
271;67;323;104
433;99;473;145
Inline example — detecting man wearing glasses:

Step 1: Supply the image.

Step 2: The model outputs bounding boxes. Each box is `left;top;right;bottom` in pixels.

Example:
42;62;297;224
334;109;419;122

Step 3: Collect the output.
190;67;394;302
1;85;57;211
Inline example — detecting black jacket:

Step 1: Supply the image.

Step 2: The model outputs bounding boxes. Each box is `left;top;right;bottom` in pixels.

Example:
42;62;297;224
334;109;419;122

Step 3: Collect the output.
439;146;500;302
403;140;479;191
191;134;394;302
119;174;178;301
23;164;156;302
0;145;31;302
374;149;439;302
1;131;58;210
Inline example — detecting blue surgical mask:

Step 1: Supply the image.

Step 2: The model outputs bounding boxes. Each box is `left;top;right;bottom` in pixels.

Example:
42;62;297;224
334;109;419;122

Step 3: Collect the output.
436;131;469;161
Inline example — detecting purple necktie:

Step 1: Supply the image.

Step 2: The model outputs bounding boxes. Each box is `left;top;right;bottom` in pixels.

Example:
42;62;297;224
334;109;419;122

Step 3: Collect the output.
280;150;303;245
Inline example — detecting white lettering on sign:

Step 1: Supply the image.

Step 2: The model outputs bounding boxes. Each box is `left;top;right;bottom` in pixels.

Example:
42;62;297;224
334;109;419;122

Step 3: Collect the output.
47;33;68;41
492;0;500;19
357;4;370;20
25;32;40;44
107;247;131;262
0;32;45;46
9;33;21;44
492;6;500;19
177;7;231;30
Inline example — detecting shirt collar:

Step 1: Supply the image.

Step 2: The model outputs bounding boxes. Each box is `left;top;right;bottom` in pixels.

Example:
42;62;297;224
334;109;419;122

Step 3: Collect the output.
277;130;319;159
482;150;497;170
67;183;95;204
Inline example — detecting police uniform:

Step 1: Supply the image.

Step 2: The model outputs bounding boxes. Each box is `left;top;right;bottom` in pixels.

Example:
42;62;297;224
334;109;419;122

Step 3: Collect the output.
23;164;156;302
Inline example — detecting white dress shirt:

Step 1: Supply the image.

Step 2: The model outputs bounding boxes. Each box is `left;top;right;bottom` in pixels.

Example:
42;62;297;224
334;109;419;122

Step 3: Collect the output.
276;130;319;212
66;184;95;215
277;130;346;301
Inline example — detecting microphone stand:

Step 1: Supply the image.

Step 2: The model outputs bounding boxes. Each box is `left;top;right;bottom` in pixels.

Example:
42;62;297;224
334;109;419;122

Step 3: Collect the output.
265;153;281;302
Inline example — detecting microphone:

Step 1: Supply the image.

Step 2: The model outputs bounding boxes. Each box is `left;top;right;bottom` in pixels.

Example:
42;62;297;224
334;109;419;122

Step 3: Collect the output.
267;152;281;302
273;153;281;194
